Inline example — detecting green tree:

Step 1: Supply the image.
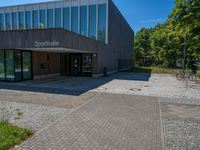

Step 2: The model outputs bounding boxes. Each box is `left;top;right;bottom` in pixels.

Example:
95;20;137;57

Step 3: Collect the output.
134;28;154;66
134;0;200;68
169;0;200;60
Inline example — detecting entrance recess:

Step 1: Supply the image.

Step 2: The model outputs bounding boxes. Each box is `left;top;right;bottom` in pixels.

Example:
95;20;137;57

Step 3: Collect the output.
60;53;93;77
70;54;82;76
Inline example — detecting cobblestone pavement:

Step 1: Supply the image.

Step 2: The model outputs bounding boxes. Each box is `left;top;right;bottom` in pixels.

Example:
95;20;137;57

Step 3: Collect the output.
15;94;162;150
1;72;200;150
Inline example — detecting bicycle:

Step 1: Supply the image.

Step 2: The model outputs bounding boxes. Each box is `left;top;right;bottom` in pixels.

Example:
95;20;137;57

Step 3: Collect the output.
176;70;198;86
189;74;200;84
188;73;198;82
176;70;185;81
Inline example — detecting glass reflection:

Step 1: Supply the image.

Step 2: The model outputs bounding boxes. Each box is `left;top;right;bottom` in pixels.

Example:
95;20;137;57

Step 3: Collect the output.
71;7;78;33
5;50;14;81
63;7;70;30
80;6;87;36
55;8;61;28
0;14;4;30
12;12;18;30
83;55;92;73
0;50;5;80
47;9;54;28
39;10;46;28
23;52;32;80
6;13;11;30
98;4;106;42
89;5;96;40
33;10;38;29
19;12;25;29
25;11;31;29
15;51;22;81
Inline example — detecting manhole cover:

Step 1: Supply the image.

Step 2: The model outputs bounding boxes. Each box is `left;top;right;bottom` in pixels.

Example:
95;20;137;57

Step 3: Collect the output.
130;88;142;91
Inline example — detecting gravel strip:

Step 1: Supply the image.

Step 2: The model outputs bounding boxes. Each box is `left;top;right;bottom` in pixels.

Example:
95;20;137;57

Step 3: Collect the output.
160;97;200;106
0;100;71;131
161;103;200;150
163;119;200;150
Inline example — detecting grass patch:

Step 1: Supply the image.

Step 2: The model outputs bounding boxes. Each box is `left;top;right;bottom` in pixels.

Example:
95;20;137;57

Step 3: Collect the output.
132;66;180;74
16;112;23;117
0;121;33;150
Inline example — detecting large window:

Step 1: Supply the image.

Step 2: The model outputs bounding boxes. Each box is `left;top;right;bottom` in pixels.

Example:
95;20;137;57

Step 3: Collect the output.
82;54;92;73
23;52;32;80
25;11;31;29
0;4;107;42
47;9;54;28
0;50;32;81
71;6;78;33
15;51;22;81
55;8;61;28
0;50;5;80
5;50;15;81
0;14;4;30
12;12;18;30
80;6;87;36
89;5;96;40
63;7;70;30
33;10;38;29
6;13;11;30
19;12;25;29
39;9;46;28
98;4;106;43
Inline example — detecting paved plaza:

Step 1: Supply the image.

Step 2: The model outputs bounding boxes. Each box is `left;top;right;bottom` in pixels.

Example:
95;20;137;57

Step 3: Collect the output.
14;94;162;150
0;72;200;150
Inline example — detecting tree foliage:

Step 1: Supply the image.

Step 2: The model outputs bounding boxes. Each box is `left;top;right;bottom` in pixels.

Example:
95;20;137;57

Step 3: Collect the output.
135;0;200;67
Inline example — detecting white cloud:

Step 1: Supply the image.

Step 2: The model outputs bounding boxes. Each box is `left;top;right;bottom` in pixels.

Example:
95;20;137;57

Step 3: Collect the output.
139;19;163;23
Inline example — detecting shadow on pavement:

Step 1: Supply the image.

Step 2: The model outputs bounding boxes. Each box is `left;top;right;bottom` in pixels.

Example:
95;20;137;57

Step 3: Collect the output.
0;72;151;96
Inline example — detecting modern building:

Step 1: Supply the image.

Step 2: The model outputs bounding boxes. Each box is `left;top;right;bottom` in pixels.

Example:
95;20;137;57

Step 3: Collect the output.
0;0;134;82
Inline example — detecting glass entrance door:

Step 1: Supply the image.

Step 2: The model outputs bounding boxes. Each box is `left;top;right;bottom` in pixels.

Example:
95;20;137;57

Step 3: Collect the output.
71;54;82;76
60;54;70;76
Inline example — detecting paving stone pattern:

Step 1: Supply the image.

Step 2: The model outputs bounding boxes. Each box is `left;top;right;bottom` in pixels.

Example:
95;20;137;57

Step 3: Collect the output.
15;94;162;150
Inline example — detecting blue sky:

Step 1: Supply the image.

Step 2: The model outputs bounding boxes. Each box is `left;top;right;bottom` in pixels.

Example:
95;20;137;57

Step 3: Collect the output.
0;0;175;32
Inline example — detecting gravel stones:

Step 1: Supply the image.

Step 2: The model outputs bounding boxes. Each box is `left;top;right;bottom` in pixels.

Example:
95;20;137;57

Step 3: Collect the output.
0;101;71;131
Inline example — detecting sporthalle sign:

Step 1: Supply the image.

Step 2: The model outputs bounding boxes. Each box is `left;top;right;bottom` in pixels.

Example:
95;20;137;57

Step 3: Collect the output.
34;41;60;47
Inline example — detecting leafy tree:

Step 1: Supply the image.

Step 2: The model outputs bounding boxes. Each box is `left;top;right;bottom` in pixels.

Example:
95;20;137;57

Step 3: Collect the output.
134;28;154;66
134;0;200;68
